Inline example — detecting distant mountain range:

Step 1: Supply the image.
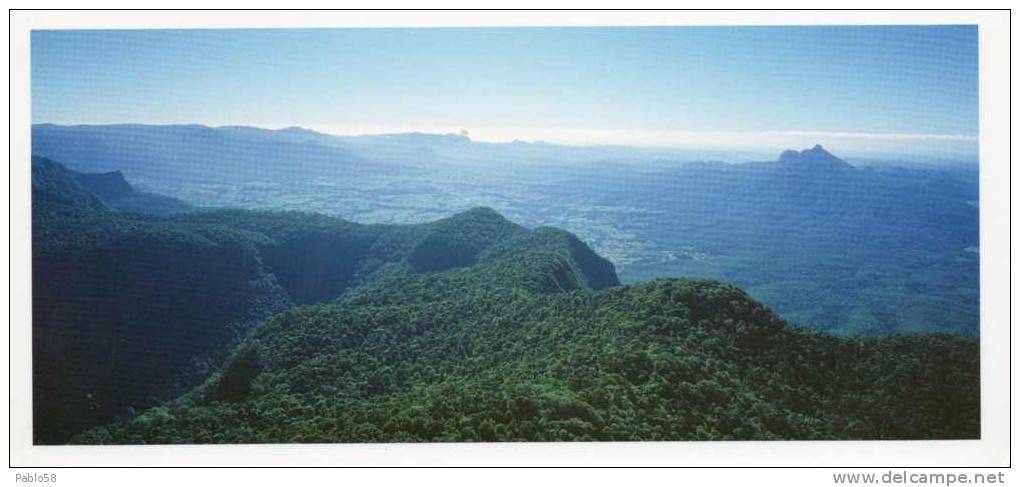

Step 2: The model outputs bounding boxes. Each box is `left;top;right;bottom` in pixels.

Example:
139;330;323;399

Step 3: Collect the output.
30;123;773;186
31;123;606;181
32;123;389;185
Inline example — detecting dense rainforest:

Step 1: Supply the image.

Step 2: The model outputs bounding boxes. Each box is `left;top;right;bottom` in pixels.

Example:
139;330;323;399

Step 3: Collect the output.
31;156;979;444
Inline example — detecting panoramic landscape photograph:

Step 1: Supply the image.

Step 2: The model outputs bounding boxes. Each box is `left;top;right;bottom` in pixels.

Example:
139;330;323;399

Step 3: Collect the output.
29;24;980;445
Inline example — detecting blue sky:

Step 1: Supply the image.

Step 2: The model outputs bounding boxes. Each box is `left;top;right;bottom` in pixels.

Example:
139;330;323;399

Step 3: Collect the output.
31;26;978;157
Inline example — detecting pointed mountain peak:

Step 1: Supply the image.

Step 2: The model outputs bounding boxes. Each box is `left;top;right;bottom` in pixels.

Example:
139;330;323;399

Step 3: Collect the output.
804;144;835;157
777;144;852;169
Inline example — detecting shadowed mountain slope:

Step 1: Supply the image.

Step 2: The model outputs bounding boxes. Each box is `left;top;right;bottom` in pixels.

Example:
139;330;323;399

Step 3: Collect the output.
31;157;619;443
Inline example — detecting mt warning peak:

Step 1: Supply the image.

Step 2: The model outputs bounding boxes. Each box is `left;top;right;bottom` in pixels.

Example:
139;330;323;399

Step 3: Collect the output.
777;144;853;170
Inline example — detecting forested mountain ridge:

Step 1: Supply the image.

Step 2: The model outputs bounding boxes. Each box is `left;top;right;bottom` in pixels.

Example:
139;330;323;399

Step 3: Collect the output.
33;156;978;444
32;157;619;443
77;278;979;444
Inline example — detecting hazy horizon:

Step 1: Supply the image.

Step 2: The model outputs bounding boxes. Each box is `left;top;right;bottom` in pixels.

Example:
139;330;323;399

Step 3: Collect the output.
30;121;977;163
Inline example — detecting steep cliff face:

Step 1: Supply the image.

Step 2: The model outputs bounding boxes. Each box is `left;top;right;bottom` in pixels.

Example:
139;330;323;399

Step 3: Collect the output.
73;170;134;199
33;231;292;444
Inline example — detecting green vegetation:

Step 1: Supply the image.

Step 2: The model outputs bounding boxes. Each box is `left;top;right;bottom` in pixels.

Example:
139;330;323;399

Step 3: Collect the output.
32;158;618;443
77;278;978;443
33;156;979;444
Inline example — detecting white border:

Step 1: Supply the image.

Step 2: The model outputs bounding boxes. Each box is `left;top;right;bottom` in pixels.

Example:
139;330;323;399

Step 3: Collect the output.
7;10;1012;467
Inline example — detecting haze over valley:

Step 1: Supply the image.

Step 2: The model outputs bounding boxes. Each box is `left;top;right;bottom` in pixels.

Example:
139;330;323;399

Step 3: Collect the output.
34;123;979;336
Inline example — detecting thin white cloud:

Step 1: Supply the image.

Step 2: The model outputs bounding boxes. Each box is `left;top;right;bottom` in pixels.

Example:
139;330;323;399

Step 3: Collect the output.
302;124;975;146
765;131;977;142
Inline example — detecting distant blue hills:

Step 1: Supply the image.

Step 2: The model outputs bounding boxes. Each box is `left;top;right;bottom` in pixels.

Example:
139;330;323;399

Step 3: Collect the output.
32;123;688;183
31;123;980;336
